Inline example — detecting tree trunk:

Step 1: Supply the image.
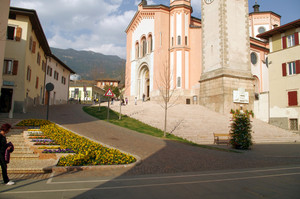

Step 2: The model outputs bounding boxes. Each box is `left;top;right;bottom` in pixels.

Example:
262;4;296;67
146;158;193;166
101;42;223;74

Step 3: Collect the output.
119;101;122;120
164;101;168;137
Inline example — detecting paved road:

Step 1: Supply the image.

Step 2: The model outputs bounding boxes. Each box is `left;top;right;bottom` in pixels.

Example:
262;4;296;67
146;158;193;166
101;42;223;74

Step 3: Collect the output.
1;166;300;199
0;104;300;198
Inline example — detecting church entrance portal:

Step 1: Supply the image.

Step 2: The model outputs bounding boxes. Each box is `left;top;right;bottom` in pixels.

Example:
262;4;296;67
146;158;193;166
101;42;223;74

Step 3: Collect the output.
138;65;150;100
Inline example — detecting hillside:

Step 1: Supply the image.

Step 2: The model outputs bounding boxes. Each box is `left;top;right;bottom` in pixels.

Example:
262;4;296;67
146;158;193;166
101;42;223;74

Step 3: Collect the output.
51;47;125;81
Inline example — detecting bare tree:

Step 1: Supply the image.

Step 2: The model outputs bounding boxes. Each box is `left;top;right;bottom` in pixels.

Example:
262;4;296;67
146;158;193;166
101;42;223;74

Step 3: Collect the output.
157;60;179;137
117;61;130;120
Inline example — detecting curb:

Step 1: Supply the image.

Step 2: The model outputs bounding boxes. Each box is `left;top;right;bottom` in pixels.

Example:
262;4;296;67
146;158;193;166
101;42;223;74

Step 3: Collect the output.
50;158;142;173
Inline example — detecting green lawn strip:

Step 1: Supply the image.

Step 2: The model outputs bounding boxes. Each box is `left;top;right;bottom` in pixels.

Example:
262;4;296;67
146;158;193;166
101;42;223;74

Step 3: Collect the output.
83;106;241;153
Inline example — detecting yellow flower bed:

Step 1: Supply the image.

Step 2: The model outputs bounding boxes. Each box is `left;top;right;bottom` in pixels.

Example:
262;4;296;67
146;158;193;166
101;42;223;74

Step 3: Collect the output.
17;119;52;127
18;119;136;166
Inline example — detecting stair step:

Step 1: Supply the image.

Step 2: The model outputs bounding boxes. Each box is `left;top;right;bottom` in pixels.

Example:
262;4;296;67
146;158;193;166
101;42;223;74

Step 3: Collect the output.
14;145;31;149
11;153;39;159
13;150;35;154
7;159;57;174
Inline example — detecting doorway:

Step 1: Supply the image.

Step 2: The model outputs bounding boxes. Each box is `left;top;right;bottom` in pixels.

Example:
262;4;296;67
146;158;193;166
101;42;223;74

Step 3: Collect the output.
0;88;13;113
138;65;150;100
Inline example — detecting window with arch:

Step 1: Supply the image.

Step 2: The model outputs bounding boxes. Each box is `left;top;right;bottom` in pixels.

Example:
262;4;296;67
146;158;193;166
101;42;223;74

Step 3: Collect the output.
253;76;260;100
148;34;153;53
135;42;139;59
141;37;147;57
177;35;181;45
177;77;181;88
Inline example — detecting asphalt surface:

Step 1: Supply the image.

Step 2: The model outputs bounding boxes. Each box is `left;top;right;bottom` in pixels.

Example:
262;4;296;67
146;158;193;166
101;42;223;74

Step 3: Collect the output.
0;104;300;198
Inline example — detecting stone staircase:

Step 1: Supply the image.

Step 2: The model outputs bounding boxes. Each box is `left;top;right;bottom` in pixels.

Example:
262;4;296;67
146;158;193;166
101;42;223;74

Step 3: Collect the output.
6;128;57;174
110;102;300;145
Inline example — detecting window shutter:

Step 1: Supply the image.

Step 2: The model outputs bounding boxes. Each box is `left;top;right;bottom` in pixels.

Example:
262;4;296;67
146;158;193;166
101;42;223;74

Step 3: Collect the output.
288;91;298;106
12;60;18;75
16;27;22;41
296;60;300;74
295;32;299;46
32;41;36;53
36;77;39;89
282;63;287;76
282;36;287;49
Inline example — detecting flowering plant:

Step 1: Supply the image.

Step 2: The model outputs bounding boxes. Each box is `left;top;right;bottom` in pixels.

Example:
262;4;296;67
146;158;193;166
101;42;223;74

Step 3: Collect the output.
34;142;59;145
18;119;136;166
29;136;49;139
43;149;75;153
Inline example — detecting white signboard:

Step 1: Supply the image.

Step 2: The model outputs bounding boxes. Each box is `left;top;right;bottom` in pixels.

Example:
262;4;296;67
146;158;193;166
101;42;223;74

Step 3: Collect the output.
233;88;249;104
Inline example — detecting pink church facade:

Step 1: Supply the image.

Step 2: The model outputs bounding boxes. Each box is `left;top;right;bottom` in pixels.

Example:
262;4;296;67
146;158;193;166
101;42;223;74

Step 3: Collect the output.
125;0;201;103
125;0;281;112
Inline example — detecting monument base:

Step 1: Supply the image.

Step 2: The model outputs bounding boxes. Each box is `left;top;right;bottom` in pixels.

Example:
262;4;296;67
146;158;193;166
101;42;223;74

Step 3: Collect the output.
199;72;254;114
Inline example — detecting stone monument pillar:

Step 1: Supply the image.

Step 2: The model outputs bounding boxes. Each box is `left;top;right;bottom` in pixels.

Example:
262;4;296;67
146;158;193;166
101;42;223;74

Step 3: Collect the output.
200;0;254;114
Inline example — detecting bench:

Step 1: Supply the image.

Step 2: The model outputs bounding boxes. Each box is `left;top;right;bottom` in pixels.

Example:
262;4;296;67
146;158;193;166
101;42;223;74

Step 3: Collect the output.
213;133;230;145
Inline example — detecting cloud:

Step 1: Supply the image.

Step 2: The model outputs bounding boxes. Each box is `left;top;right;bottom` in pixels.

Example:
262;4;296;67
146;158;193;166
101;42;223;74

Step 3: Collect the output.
11;0;134;58
10;0;201;58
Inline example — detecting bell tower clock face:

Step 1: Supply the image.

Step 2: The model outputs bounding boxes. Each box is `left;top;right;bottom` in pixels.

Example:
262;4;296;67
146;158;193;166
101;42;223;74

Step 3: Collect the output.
204;0;214;4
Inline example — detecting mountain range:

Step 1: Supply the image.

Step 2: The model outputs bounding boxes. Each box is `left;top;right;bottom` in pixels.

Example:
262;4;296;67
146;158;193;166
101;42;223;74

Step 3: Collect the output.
51;47;126;82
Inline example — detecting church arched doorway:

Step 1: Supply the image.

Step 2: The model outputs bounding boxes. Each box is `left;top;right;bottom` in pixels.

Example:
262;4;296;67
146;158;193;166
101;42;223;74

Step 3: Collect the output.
138;65;150;100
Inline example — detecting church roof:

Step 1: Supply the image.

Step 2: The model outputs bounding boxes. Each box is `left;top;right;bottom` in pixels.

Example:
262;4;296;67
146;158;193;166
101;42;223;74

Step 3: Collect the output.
249;11;281;18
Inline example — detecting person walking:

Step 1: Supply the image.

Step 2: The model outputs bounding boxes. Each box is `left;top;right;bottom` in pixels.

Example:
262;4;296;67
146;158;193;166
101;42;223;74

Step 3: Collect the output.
0;123;15;185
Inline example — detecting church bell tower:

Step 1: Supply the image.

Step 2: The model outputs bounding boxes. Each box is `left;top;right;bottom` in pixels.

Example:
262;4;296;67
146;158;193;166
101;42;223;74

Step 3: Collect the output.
200;0;254;114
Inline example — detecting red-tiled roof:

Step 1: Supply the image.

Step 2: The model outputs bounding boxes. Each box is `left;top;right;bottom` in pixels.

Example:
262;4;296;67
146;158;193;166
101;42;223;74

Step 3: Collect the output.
257;19;300;40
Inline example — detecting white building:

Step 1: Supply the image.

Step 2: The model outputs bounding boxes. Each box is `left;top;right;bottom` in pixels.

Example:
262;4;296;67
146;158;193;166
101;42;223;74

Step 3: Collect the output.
45;54;75;105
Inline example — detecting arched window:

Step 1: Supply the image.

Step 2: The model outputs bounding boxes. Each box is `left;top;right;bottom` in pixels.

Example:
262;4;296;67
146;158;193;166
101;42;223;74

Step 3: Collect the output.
135;42;139;59
177;35;181;45
253;76;260;100
141;37;147;57
148;34;153;53
177;77;181;88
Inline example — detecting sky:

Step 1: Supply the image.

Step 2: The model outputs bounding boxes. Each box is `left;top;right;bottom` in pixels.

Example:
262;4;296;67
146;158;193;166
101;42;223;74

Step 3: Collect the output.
10;0;300;59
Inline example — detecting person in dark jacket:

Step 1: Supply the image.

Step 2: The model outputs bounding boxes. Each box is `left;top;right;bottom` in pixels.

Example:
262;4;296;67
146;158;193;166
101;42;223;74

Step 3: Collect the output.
0;123;14;185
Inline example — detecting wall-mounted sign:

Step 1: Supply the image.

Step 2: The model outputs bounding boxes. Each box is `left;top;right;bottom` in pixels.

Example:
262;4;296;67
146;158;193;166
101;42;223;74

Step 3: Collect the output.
233;88;249;104
3;81;15;86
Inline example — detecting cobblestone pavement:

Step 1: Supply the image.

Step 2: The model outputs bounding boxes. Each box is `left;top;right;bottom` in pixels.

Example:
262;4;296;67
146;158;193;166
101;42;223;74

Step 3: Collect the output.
1;103;300;179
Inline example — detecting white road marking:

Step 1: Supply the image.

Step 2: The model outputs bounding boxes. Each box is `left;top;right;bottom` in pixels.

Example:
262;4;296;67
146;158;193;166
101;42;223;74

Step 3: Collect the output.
46;166;300;184
2;172;300;194
46;172;55;184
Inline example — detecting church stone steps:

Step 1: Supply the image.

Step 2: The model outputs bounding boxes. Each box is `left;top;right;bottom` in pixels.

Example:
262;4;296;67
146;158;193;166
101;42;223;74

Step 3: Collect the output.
110;102;300;145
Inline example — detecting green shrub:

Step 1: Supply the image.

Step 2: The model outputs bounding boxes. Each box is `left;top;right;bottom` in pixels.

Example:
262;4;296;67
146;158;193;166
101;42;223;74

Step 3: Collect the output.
230;109;253;150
